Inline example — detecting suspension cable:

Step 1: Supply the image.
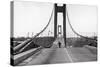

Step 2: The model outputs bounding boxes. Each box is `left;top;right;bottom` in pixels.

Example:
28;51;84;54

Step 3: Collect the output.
66;5;97;41
18;6;54;52
31;7;54;39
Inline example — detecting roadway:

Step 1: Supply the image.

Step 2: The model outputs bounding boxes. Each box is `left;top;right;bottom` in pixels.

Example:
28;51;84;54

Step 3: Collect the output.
18;38;97;66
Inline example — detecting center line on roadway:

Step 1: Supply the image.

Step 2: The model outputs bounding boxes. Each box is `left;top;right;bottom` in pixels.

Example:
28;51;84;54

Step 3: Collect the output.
66;48;73;63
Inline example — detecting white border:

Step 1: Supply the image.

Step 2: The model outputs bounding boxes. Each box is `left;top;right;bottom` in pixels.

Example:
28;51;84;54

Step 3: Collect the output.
0;0;99;67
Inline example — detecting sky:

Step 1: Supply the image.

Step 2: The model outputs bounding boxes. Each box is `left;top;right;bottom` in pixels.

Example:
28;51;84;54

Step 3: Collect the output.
13;1;98;37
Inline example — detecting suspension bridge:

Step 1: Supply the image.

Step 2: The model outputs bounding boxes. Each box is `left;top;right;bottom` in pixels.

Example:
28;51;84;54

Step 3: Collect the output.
11;3;97;66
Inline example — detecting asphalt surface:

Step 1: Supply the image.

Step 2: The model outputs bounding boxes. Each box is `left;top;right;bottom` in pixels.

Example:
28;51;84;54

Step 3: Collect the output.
18;38;97;66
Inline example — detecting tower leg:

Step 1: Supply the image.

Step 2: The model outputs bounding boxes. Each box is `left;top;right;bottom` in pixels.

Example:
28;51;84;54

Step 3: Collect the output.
54;4;57;38
63;4;66;47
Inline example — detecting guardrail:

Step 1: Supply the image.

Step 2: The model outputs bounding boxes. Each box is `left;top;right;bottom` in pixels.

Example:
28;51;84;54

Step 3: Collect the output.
11;46;43;66
84;45;97;55
13;39;32;54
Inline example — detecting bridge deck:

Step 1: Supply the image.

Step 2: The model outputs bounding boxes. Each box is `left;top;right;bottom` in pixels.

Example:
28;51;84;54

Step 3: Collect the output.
18;38;97;66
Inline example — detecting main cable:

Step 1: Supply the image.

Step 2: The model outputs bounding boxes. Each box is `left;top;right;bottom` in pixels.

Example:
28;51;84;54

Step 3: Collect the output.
32;7;54;39
18;6;54;52
66;4;96;41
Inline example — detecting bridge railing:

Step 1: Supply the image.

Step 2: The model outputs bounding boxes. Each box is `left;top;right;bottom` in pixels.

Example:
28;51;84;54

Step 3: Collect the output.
11;46;43;66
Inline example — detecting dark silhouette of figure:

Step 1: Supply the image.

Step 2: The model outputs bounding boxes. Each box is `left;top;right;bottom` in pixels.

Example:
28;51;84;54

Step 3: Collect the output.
58;41;61;48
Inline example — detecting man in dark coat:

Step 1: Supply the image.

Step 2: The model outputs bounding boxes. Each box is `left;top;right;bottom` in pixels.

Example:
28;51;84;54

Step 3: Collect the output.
58;41;61;48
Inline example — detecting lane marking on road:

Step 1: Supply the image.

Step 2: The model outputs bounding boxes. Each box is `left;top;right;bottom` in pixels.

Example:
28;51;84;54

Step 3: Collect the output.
66;48;73;63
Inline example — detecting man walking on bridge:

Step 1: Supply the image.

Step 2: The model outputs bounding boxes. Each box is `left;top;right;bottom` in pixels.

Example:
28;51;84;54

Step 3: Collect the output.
58;41;61;48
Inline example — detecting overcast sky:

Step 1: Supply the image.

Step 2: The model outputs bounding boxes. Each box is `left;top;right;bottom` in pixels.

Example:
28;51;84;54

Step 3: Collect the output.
14;1;97;37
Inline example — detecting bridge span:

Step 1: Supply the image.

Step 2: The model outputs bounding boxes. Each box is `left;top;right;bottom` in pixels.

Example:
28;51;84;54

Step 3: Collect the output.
17;37;97;66
11;3;97;66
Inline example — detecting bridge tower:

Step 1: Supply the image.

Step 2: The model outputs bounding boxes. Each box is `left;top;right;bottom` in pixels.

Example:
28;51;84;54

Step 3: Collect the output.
54;3;67;47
